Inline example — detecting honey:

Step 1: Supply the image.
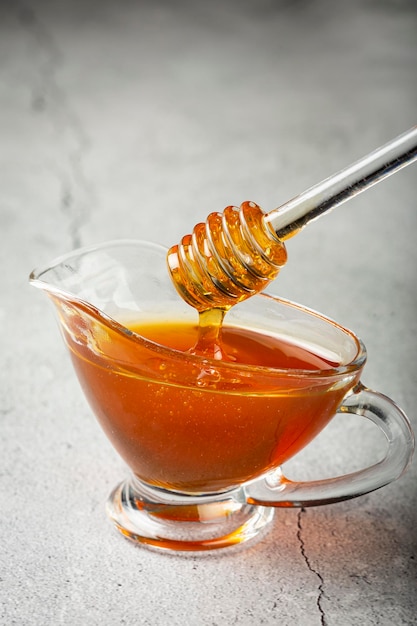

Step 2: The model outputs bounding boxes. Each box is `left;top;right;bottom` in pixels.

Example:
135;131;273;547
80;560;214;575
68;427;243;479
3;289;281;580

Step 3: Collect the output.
63;308;354;495
167;201;287;312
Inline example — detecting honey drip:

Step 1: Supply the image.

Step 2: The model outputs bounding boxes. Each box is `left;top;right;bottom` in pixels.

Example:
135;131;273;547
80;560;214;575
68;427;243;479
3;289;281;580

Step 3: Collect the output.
188;308;234;361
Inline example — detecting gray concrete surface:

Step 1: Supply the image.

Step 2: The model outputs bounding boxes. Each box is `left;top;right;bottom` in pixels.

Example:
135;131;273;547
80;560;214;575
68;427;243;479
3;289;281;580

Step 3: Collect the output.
1;0;416;624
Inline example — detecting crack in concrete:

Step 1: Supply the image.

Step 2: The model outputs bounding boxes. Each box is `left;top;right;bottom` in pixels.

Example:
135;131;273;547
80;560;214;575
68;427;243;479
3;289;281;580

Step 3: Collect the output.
297;508;328;626
17;2;94;249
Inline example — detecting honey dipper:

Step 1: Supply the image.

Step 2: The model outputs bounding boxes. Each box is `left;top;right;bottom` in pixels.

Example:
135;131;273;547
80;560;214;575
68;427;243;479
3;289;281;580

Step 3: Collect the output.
167;127;417;311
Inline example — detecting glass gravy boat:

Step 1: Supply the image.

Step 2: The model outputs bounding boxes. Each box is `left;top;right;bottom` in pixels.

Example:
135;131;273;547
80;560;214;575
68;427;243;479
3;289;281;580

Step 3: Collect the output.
30;240;414;551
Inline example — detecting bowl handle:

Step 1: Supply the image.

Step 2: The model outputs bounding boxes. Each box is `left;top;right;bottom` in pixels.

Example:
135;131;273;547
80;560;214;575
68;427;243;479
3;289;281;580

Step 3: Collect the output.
245;384;414;507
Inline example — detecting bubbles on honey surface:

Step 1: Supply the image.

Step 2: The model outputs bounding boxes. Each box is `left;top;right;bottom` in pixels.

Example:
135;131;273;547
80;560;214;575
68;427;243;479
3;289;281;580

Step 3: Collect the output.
196;366;222;388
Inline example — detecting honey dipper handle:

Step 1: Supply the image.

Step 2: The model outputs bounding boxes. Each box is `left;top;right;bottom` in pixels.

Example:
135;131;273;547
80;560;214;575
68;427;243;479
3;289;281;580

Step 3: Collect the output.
265;126;417;240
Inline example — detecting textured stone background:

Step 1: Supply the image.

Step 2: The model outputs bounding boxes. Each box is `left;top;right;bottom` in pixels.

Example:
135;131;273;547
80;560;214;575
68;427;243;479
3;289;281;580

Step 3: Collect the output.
1;1;416;624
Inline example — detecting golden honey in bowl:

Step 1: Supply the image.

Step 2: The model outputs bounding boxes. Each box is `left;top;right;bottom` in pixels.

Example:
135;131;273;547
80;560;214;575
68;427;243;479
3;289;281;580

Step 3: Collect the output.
65;310;354;494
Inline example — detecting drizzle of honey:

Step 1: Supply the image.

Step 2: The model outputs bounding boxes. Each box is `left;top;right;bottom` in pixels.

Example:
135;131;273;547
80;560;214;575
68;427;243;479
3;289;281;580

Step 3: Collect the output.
189;308;231;361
